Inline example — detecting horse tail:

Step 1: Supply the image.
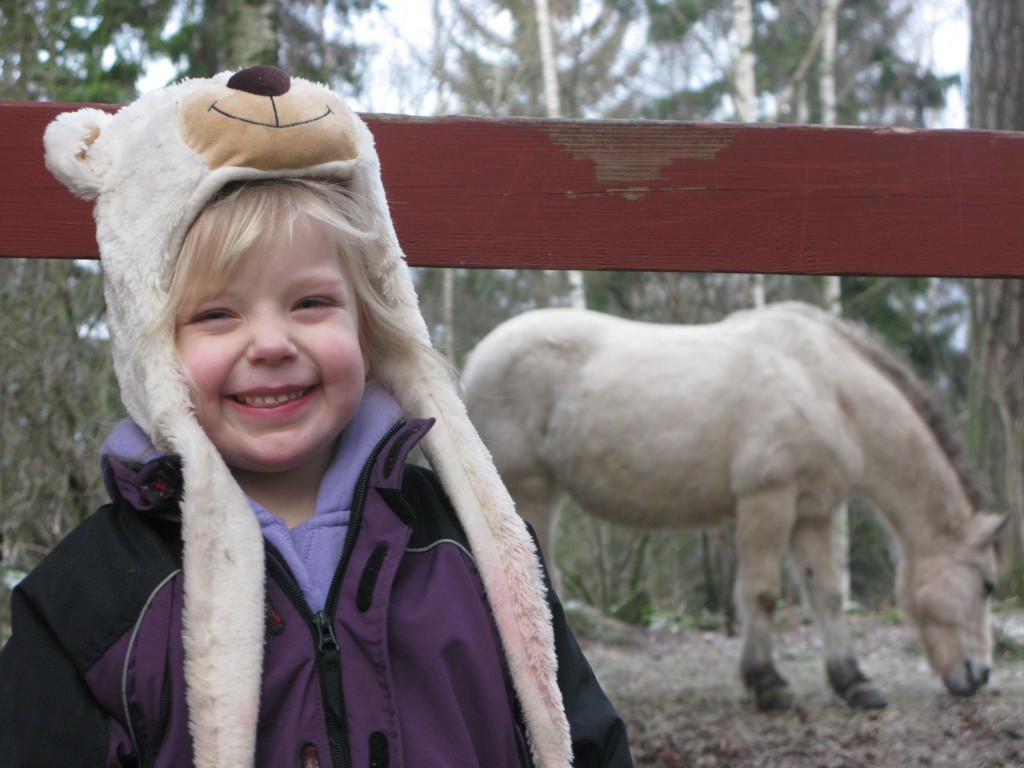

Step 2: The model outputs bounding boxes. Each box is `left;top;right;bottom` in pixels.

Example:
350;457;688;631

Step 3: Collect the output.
775;302;990;511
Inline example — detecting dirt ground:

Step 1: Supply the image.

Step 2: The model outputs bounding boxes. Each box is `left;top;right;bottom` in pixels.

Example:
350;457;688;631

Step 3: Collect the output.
575;604;1024;768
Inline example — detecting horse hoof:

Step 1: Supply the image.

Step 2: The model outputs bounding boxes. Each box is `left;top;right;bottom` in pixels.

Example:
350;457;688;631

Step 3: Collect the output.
844;683;888;709
755;684;795;711
827;657;887;709
746;663;794;711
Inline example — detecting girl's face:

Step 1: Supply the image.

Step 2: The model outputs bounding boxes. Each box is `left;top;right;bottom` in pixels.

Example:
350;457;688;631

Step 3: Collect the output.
175;222;368;484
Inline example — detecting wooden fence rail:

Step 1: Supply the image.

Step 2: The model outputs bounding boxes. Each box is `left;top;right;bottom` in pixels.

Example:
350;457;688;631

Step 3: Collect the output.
4;100;1024;278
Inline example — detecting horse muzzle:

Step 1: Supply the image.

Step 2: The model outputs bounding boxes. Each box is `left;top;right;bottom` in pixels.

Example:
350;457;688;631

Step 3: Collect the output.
943;658;991;696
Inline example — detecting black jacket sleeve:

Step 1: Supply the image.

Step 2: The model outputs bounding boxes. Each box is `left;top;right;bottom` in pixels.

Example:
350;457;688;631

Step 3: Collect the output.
1;575;111;766
0;503;184;767
532;528;635;768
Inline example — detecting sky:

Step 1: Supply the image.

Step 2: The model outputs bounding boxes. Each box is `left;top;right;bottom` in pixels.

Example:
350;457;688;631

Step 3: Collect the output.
142;1;971;127
904;0;970;128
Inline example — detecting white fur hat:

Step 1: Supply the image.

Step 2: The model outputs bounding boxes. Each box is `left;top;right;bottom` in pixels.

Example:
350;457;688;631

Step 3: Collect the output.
44;66;569;767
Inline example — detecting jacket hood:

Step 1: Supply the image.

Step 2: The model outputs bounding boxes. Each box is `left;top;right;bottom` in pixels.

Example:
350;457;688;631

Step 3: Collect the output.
101;419;182;518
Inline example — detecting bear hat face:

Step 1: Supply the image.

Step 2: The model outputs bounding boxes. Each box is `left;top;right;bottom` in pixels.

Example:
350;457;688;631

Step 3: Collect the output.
178;65;359;171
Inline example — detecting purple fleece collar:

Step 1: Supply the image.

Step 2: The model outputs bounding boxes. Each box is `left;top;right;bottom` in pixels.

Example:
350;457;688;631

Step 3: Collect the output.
253;385;404;610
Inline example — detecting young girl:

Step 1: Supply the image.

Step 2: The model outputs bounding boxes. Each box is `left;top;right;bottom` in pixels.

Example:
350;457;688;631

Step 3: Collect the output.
0;66;632;767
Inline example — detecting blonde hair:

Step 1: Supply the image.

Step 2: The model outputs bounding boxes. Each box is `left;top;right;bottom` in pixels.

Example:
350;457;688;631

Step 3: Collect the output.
168;178;449;389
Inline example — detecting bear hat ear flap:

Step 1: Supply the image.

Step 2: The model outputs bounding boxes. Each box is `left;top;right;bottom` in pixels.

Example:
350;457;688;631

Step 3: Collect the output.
43;107;112;201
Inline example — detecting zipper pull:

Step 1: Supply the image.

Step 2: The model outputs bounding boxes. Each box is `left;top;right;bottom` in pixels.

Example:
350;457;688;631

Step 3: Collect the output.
313;610;339;654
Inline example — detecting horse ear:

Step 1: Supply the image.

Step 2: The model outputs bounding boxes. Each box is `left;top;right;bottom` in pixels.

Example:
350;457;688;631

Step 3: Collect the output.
969;511;1009;550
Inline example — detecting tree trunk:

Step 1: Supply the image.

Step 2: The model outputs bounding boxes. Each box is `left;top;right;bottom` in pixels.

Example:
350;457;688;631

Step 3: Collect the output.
533;0;586;308
969;0;1024;129
228;0;277;69
534;0;561;119
819;0;840;127
819;0;850;606
731;0;758;122
731;0;761;307
442;266;455;365
967;0;1024;569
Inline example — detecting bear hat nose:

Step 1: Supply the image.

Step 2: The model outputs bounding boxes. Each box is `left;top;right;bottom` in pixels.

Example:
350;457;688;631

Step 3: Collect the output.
226;65;291;97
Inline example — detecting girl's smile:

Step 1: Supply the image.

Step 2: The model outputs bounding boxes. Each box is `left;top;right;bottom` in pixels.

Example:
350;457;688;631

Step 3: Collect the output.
174;220;367;495
231;388;312;407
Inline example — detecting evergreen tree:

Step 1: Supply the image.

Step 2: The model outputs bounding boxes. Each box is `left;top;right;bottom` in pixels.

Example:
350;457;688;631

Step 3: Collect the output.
0;0;177;102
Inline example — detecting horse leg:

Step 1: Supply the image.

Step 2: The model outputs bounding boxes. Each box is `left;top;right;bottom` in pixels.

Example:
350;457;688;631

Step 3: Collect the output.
789;514;888;709
509;476;565;592
735;487;798;711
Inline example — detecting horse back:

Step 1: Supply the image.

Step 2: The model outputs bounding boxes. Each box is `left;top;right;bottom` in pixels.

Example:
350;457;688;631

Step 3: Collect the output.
462;304;869;527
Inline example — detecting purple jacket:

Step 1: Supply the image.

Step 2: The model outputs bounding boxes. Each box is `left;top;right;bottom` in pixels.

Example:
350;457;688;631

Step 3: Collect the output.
0;419;632;767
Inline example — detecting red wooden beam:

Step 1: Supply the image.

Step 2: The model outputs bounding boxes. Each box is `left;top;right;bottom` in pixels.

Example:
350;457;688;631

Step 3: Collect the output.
4;100;1024;277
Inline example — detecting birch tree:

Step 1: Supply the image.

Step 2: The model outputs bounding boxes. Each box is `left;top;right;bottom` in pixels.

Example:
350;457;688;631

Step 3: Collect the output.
731;0;757;122
533;0;587;308
644;0;955;127
428;0;645;118
157;0;378;86
729;0;766;308
818;0;850;606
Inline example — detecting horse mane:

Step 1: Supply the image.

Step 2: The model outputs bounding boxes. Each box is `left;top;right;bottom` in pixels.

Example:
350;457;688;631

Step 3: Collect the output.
784;303;991;511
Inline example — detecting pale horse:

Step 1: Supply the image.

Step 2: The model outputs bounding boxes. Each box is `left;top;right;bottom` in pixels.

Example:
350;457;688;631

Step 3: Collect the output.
461;301;1006;711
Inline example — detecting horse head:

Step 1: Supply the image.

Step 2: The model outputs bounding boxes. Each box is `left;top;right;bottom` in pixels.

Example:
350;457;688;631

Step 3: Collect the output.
897;511;1007;696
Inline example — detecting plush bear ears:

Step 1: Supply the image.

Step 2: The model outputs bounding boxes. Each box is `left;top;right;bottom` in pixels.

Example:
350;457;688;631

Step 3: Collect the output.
43;107;113;201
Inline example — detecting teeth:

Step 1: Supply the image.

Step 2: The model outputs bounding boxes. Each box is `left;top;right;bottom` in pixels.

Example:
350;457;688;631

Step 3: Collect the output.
235;389;306;406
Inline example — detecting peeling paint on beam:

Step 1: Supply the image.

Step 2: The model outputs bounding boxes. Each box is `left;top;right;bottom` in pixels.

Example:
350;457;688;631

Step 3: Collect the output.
545;121;736;183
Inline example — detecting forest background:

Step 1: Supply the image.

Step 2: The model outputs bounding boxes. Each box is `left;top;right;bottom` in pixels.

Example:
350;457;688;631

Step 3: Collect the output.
2;0;1022;640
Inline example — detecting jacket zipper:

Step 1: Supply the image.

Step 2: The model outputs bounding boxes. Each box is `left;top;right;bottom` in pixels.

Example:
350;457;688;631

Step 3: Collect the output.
266;420;407;768
312;609;347;766
266;558;352;768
